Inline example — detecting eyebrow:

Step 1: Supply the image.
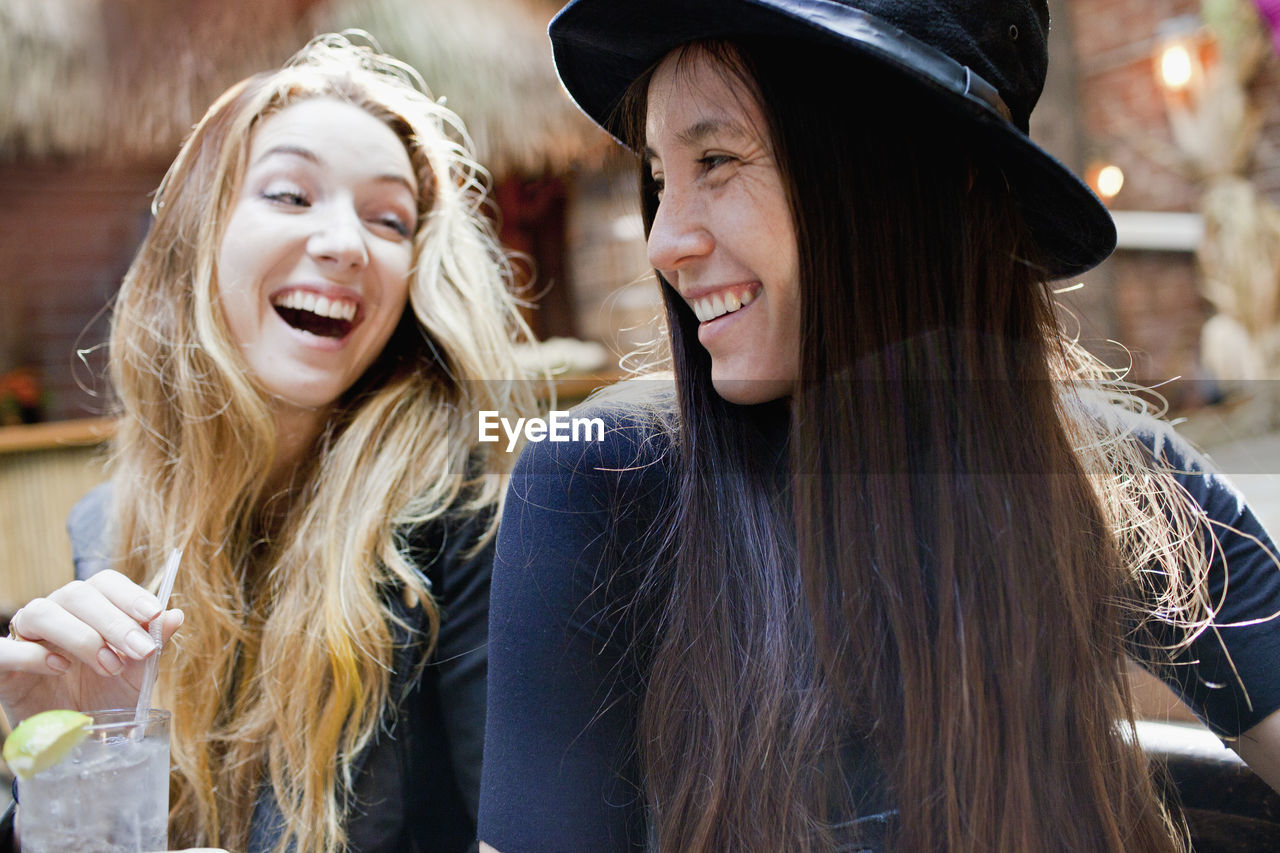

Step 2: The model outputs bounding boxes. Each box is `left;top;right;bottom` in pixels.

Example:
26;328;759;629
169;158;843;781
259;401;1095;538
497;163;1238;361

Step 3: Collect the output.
254;144;416;194
643;117;751;161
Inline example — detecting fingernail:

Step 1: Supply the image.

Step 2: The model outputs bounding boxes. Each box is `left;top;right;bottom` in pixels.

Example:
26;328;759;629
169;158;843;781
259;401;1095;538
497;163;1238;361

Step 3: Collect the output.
131;595;162;621
125;630;157;659
46;654;69;673
97;647;124;674
170;608;185;627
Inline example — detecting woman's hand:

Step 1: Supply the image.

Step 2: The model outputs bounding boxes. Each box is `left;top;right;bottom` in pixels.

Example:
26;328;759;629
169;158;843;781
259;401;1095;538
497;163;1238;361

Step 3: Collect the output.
0;571;183;725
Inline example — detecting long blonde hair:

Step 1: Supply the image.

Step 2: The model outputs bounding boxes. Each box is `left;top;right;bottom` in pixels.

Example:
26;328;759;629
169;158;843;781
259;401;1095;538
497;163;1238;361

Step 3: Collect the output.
105;34;537;853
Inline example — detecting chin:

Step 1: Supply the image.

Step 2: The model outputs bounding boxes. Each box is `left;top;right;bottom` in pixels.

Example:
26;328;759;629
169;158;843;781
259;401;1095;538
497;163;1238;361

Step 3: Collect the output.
711;375;794;406
264;384;343;416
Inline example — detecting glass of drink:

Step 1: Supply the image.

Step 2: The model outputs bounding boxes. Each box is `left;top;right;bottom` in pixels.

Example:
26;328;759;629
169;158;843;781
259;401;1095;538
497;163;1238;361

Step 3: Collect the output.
16;708;170;853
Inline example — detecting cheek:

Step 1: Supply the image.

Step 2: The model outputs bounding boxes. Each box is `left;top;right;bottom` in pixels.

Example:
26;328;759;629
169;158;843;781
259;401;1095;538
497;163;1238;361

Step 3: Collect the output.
214;280;258;351
766;204;801;341
367;268;411;353
215;212;265;296
214;237;253;338
765;261;803;373
373;236;414;284
382;266;412;323
765;197;799;273
385;247;415;309
734;181;798;276
390;260;413;303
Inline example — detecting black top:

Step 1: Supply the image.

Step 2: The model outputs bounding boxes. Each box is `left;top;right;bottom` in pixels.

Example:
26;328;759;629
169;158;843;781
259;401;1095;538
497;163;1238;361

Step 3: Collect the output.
2;483;491;853
479;400;1280;852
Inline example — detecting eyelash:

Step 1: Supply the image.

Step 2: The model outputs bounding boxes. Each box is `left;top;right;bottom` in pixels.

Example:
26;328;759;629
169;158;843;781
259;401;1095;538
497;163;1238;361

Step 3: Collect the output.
263;190;412;238
698;154;734;171
649;154;735;198
264;189;308;206
378;216;412;238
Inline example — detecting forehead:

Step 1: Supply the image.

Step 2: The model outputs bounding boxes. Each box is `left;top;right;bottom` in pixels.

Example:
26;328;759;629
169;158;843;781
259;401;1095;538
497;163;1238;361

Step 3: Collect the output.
248;97;415;186
644;48;767;151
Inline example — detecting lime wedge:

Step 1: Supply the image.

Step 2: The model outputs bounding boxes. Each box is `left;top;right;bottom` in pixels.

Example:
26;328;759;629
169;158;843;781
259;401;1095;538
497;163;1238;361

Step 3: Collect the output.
3;710;93;779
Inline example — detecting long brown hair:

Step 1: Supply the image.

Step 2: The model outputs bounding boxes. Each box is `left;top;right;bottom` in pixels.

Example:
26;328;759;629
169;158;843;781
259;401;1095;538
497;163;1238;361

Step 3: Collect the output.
107;35;537;853
623;40;1205;851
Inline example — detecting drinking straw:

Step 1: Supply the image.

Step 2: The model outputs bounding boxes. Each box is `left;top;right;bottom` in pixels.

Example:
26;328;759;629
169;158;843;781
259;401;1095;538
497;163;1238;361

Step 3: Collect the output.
133;548;182;728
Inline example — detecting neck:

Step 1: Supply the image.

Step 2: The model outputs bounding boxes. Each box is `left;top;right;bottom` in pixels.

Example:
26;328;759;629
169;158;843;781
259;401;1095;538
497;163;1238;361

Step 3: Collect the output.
267;403;331;492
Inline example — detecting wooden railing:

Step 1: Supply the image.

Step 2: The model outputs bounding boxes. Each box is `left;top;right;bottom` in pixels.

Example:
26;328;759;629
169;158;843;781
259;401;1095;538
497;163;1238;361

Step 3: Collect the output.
0;418;114;613
0;372;629;615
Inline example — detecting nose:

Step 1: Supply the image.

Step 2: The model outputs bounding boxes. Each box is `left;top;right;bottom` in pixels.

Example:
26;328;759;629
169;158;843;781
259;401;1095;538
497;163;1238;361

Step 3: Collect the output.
646;190;713;276
306;202;369;272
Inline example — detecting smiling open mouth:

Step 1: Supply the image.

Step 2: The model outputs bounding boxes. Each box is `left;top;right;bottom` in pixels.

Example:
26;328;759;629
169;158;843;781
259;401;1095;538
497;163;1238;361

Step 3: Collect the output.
691;288;756;323
271;291;357;339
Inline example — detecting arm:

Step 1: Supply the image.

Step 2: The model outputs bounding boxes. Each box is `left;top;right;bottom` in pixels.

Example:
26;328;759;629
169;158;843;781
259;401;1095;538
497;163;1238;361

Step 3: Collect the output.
479;410;668;853
356;510;495;853
1127;419;1280;778
1236;710;1280;793
427;511;495;828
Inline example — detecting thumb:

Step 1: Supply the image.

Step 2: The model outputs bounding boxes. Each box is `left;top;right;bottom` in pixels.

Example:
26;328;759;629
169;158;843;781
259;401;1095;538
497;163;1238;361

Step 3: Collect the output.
158;609;185;646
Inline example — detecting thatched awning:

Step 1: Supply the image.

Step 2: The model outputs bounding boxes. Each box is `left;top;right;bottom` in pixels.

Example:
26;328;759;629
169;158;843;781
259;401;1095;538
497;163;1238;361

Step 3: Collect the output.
0;0;608;175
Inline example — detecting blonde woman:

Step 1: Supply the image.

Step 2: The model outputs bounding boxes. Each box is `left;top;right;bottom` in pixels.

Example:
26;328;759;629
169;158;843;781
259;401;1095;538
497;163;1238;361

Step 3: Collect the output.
0;34;536;853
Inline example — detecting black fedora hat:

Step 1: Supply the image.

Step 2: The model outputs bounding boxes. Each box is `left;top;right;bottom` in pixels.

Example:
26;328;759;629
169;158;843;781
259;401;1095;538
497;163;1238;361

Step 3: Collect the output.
549;0;1116;279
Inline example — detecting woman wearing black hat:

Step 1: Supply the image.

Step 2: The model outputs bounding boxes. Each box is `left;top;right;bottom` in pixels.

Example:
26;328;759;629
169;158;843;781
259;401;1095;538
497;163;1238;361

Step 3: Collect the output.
481;2;1280;851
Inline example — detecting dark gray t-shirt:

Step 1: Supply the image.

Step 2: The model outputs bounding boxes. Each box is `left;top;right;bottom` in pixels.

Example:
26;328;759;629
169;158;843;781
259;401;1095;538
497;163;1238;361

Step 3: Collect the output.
480;402;1280;852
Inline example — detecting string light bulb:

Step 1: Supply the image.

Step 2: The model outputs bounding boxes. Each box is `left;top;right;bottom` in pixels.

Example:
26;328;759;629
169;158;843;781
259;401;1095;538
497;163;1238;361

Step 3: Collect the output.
1153;15;1208;98
1096;165;1125;200
1159;43;1194;90
1085;162;1125;203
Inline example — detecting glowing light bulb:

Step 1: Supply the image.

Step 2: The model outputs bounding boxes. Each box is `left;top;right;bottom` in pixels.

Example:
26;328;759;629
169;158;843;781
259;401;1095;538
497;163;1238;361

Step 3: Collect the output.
1096;165;1125;200
1160;44;1194;90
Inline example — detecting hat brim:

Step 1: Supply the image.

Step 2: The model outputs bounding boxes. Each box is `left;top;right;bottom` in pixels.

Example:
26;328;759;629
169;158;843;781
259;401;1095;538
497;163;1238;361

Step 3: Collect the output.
550;0;1116;279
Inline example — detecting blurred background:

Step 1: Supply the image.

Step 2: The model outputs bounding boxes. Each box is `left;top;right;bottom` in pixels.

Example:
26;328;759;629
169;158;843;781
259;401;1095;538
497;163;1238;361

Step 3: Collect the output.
1;0;1279;605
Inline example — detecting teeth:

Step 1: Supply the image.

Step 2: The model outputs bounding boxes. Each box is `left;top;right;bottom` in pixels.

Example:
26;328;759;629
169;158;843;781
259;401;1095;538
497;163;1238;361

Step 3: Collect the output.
691;289;755;323
272;290;358;321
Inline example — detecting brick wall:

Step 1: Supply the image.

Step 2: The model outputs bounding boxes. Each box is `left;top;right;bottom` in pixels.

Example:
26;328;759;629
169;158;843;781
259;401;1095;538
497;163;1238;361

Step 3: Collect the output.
0;163;165;422
1251;42;1280;198
7;2;1280;423
1070;0;1204;211
1057;0;1280;403
564;155;664;362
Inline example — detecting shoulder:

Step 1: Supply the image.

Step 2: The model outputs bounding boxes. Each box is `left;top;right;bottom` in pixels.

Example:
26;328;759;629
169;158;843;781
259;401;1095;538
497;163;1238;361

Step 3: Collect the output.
1068;392;1237;506
1068;392;1204;464
66;482;113;580
1072;391;1277;566
508;380;677;518
514;375;678;477
496;381;678;608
